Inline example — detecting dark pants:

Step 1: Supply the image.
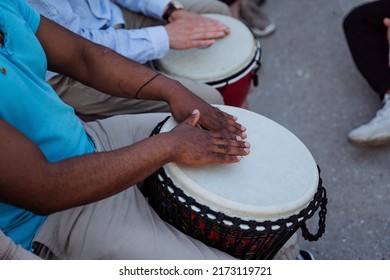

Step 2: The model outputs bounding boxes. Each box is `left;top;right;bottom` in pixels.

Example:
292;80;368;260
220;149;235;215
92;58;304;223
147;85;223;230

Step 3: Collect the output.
218;0;265;6
343;0;390;99
219;0;237;5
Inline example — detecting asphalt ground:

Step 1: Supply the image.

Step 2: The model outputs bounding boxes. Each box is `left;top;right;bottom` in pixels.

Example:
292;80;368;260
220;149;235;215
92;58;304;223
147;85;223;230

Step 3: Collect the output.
246;0;390;260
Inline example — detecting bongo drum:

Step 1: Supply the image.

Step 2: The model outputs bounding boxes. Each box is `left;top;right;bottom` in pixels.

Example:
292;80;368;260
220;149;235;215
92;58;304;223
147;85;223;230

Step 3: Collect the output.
153;14;261;107
143;105;327;260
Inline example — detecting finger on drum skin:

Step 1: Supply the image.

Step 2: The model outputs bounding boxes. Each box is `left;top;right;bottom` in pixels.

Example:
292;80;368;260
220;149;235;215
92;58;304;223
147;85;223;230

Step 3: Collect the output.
213;154;241;164
227;119;247;133
192;27;227;39
213;108;236;120
208;131;237;140
211;109;241;127
209;133;249;146
210;131;248;144
225;125;247;140
230;121;247;135
208;124;246;140
217;145;250;156
194;40;215;48
197;31;228;40
221;112;246;131
227;116;247;131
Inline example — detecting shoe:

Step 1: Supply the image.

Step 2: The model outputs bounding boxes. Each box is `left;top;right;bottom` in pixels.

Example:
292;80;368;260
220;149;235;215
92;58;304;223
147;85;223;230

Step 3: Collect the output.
296;250;315;260
348;94;390;147
239;0;276;37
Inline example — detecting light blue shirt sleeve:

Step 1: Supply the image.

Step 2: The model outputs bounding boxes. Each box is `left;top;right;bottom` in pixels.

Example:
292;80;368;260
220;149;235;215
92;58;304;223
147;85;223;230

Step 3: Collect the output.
92;25;169;63
26;0;171;63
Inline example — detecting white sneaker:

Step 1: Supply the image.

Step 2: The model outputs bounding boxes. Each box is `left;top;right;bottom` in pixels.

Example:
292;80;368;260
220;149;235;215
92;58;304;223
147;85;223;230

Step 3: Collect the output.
348;94;390;147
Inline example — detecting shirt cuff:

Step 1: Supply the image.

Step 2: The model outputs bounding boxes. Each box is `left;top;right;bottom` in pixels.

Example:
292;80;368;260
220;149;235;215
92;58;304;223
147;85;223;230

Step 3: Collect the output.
154;0;172;19
146;26;170;59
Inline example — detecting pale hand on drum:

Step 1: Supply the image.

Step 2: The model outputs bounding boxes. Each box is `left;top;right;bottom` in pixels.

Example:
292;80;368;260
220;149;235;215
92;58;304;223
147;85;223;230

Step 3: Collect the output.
168;110;250;166
165;14;229;50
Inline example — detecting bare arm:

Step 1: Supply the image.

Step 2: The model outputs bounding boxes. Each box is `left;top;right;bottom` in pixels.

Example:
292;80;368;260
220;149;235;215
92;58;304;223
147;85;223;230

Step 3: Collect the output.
0;113;249;215
36;16;245;137
36;16;169;102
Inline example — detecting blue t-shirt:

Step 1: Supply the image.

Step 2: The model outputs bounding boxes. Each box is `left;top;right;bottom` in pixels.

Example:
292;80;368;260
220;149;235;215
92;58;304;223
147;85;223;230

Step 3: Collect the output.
0;0;95;250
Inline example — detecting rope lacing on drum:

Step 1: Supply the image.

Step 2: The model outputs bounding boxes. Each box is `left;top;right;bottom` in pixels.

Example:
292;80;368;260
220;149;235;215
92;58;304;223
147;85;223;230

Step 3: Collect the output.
150;116;171;137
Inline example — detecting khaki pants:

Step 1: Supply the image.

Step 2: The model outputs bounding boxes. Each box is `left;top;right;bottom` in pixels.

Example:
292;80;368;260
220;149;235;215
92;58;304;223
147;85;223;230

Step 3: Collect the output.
33;114;234;259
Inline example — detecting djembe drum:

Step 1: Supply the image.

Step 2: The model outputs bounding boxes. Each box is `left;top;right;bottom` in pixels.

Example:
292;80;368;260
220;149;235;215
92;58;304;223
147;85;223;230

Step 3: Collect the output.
153;14;261;107
143;105;327;260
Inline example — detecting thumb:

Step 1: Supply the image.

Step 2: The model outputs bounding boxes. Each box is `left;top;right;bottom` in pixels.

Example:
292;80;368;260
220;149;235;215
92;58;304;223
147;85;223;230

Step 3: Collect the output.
185;109;201;127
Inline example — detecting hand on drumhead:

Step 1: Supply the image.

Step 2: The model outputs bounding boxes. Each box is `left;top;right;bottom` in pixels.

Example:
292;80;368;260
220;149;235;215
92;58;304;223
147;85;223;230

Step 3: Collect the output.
197;105;248;139
168;93;247;140
169;110;250;166
165;14;229;49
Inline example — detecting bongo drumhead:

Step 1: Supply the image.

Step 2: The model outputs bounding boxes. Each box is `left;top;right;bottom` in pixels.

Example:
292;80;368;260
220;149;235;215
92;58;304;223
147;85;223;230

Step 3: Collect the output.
159;105;319;221
153;14;258;83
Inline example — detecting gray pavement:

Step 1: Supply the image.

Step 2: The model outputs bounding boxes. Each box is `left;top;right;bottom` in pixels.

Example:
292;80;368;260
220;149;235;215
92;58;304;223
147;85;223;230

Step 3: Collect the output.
247;0;390;260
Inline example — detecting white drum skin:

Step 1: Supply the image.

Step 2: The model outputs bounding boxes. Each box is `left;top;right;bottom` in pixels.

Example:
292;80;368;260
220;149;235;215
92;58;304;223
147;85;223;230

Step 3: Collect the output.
159;105;319;221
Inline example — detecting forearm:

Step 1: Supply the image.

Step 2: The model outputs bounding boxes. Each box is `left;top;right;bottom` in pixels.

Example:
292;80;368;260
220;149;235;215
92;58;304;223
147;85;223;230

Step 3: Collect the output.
75;42;178;101
0;119;174;215
37;16;184;103
0;110;249;215
35;134;172;214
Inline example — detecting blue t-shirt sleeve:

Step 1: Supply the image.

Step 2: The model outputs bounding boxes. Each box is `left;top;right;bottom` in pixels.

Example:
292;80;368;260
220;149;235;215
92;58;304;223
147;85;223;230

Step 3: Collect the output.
14;0;40;33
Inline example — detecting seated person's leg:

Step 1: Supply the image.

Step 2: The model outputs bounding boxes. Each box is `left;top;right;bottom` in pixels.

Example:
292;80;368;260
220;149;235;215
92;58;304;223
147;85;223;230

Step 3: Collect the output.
34;186;235;259
33;113;235;260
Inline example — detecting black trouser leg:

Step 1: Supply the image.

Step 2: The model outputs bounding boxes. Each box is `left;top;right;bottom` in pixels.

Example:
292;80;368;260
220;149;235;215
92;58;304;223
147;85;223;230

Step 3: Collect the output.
343;0;390;99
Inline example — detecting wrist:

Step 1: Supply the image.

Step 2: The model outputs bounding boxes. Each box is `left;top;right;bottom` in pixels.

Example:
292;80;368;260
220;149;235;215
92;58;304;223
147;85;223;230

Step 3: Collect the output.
154;132;178;164
168;9;184;22
163;1;184;22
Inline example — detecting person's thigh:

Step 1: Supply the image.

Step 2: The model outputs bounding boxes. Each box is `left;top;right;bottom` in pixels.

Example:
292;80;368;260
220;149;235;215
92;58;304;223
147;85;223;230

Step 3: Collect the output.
34;186;235;259
83;113;169;151
33;114;234;259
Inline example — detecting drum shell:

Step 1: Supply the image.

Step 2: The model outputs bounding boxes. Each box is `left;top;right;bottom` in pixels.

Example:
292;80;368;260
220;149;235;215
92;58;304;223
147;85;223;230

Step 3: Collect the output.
214;70;253;107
